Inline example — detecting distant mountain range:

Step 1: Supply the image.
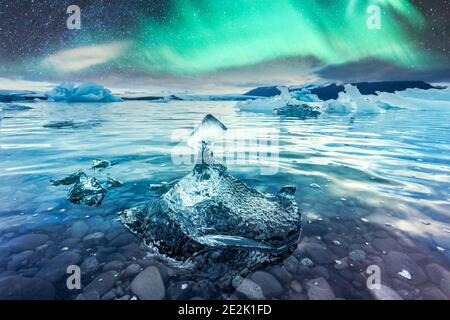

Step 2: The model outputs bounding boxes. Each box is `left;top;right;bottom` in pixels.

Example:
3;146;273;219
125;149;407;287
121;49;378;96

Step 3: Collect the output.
244;81;445;101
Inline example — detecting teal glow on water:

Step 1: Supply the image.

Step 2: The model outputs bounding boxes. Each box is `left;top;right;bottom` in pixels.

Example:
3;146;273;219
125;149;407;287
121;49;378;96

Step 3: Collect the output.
0;100;449;299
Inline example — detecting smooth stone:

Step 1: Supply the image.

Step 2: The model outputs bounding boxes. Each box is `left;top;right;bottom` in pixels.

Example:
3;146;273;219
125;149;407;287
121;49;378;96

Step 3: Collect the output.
268;265;292;284
232;276;265;300
103;260;125;272
7;250;34;271
385;251;427;285
349;249;366;262
305;277;336;300
84;270;119;296
300;242;334;264
80;256;100;276
70;221;89;238
167;281;195;300
109;233;136;247
290;280;303;293
0;276;55;300
249;271;284;298
123;263;141;278
372;237;401;252
369;285;403;300
130;266;165;300
425;263;450;285
5;234;49;253
76;291;101;300
83;232;105;246
36;251;81;282
283;256;299;274
192;280;215;299
421;286;448;300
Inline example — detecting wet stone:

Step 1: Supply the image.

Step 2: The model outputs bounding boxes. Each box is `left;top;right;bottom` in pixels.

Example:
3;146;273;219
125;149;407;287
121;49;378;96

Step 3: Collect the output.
103;260;125;272
123;263;141;278
369;285;403;300
167;281;195;300
349;249;366;262
83;232;105;246
36;250;81;282
300;242;334;264
7;250;34;271
232;276;265;300
385;251;427;285
249;271;284;298
5;234;49;253
130;266;166;300
84;270;119;296
80;256;100;276
0;276;55;300
306;277;336;300
70;221;90;238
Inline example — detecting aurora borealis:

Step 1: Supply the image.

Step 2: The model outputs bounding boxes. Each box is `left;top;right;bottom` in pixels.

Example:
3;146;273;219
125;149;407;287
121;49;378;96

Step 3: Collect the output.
0;0;449;84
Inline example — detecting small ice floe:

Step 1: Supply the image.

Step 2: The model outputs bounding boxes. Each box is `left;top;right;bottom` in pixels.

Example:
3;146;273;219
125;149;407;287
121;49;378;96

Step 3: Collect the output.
68;175;107;206
309;183;321;189
45;82;122;103
332;240;341;246
106;176;123;188
61;247;69;251
92;159;111;169
437;246;445;252
340;197;347;201
442;228;450;234
51;163;122;206
397;269;412;280
360;218;369;223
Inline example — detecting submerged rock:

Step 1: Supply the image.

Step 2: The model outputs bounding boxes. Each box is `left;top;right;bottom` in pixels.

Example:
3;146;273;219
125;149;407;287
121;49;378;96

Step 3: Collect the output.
121;114;301;276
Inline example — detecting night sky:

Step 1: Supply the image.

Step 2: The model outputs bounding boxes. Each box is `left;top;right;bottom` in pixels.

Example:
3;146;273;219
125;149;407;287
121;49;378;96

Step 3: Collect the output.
0;0;448;86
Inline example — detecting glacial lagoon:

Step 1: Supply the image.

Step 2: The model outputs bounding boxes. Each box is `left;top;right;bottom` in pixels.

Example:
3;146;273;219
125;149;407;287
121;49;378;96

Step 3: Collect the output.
0;99;449;300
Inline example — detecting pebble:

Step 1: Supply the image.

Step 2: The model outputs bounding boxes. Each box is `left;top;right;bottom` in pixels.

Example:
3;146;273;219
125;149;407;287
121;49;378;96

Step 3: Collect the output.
36;250;81;282
349;249;366;262
84;271;119;296
300;258;314;267
249;271;284;298
385;251;427;285
232;276;265;300
5;234;49;253
130;266;166;300
123;263;141;278
305;277;336;300
70;221;89;238
369;285;403;300
0;276;55;300
300;242;334;264
398;269;412;280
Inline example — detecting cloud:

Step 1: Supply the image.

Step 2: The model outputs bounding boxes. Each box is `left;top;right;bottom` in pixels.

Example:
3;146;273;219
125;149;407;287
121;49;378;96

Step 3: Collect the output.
42;41;130;73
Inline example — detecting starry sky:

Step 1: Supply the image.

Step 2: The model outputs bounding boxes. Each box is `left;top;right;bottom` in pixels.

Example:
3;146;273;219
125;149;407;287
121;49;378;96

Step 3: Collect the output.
0;0;448;88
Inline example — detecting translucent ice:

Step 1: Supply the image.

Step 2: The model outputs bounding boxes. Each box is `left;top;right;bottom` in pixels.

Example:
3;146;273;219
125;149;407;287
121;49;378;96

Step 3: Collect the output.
45;82;122;103
121;127;301;269
187;114;227;152
68;175;107;206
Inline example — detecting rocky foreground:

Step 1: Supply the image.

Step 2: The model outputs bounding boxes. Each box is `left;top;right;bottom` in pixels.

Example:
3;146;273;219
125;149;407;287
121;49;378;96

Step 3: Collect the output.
1;206;449;300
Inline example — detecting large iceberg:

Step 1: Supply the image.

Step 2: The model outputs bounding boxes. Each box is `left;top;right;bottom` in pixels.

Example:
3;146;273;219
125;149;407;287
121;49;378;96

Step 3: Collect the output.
322;84;385;115
120;114;301;273
45;82;122;102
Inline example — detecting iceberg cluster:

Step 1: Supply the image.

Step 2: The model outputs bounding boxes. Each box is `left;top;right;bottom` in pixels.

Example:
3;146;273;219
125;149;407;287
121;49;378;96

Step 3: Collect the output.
45;82;122;103
121;115;301;272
